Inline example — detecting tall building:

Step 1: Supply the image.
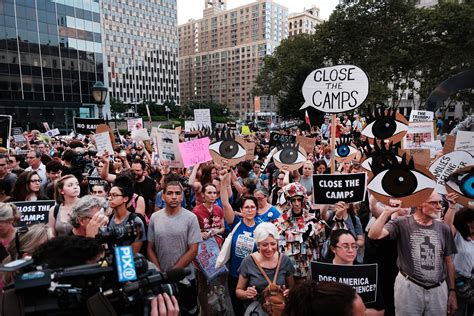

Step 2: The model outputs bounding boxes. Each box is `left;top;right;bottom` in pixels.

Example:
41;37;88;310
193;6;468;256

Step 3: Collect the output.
288;5;323;36
179;0;288;120
101;0;180;108
0;0;104;131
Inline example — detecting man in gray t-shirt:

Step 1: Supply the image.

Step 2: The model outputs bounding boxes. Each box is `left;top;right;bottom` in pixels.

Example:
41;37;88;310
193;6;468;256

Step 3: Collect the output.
147;181;202;316
368;191;458;316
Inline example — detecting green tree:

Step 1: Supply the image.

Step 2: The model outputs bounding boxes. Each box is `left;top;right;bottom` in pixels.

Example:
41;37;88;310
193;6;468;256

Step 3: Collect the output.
110;97;128;117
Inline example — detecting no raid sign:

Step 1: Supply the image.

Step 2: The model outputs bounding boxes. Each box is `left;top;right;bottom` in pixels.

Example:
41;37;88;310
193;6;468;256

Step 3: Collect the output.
301;65;369;113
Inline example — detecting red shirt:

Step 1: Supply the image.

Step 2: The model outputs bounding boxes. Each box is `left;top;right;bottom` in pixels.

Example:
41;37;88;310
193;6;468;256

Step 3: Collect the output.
192;204;224;231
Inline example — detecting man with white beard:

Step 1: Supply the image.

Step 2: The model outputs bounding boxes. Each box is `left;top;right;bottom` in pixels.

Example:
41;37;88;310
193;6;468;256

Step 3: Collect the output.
368;191;458;316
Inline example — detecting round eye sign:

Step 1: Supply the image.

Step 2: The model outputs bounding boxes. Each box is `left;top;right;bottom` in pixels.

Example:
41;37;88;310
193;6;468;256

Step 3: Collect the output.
301;65;370;113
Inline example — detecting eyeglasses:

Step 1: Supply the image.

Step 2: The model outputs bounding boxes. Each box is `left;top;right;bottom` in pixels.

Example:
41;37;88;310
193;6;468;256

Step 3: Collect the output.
109;193;123;198
426;200;443;207
290;197;303;202
336;244;359;251
29;179;41;183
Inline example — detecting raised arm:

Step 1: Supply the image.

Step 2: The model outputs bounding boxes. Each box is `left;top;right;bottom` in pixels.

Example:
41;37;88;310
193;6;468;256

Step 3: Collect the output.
220;169;235;225
443;193;459;236
368;199;401;240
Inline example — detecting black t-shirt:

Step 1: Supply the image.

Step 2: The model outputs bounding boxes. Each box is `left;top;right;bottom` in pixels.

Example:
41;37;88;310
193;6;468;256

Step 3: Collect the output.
134;176;156;216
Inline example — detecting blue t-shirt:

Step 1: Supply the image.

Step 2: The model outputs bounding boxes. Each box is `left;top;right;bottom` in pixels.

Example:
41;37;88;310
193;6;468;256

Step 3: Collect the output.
229;218;257;278
255;206;281;224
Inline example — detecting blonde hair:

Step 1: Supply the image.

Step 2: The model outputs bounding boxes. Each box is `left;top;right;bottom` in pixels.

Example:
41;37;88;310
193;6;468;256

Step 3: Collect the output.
2;224;51;284
254;222;279;244
54;175;77;204
0;202;21;223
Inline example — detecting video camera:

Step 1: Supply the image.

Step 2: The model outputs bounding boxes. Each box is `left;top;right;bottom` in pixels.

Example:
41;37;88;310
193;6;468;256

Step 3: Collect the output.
0;245;190;315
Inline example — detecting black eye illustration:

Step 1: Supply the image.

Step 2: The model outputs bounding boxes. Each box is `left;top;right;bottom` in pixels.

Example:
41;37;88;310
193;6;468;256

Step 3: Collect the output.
361;107;409;144
368;154;435;207
208;129;246;160
273;143;307;165
361;139;402;171
446;166;474;199
335;136;357;161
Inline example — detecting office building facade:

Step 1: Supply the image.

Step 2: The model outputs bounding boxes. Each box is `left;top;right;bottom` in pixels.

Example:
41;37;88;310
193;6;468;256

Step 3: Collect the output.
288;5;323;36
179;0;288;120
101;0;180;108
0;0;104;131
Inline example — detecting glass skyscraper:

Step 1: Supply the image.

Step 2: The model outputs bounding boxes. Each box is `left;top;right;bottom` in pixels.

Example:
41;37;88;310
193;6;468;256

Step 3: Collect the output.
0;0;104;131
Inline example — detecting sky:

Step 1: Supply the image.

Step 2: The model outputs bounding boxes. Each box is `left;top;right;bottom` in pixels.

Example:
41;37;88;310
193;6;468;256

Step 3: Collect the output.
177;0;340;25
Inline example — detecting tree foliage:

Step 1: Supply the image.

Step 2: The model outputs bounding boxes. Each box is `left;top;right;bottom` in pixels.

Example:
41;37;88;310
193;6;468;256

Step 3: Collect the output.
255;0;474;118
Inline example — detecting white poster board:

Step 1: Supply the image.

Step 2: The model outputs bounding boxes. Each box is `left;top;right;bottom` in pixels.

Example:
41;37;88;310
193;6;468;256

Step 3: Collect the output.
184;120;198;132
300;65;369;113
409;110;434;122
156;128;184;168
131;128;150;142
429;151;473;194
95;132;114;156
127;118;143;132
194;109;212;129
403;121;435;149
454;131;474;153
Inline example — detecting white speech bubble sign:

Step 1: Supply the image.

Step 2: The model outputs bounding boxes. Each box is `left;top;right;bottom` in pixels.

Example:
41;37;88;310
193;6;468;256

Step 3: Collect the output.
301;65;369;113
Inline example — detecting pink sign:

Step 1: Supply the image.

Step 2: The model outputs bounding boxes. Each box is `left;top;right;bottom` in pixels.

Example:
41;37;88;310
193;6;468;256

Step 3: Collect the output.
178;137;213;168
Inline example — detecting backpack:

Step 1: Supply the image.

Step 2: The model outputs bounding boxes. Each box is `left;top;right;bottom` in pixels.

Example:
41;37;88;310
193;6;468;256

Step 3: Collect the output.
53;204;61;220
251;253;285;316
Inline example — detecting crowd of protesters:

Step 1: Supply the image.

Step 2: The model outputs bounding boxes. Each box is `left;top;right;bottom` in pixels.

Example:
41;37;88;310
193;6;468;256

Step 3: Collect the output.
0;112;471;316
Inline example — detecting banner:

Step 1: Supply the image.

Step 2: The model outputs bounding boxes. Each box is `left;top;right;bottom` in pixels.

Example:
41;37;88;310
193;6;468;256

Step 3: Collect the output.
403;121;435;149
178;137;213;168
156;128;184;168
0;115;12;148
194;109;212;129
313;173;367;204
311;262;378;303
195;238;227;281
269;132;296;148
13;200;55;226
127;118;143;132
73;117;105;135
409;110;434;122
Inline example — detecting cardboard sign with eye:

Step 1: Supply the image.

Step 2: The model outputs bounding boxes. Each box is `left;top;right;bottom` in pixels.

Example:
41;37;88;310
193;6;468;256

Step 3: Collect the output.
367;154;436;208
429;151;473;195
273;143;307;172
361;107;409;145
361;140;402;172
445;165;474;209
207;130;248;166
335;136;358;163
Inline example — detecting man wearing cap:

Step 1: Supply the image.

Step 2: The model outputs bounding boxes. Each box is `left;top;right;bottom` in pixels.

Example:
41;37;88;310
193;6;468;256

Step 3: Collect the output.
368;191;458;315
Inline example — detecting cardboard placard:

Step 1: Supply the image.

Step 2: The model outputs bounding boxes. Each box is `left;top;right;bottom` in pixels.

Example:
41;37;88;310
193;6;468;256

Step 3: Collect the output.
445;165;474;209
87;177;109;192
95;132;114;156
12;127;26;143
403;121;435;149
13;200;55;226
73;117;105;135
236;136;256;162
184;120;198;132
404;148;431;167
301;65;369;113
418;140;443;157
269;132;296;148
409;110;434;122
127;118;143;132
362;110;409;145
241;125;251;135
296;135;316;154
0;115;12;148
194;109;212;129
44;128;60;137
195;238;228;281
443;135;456;154
313;173;367;204
227;122;237;130
156;128;183;168
178;137;213;168
311;262;378;303
429;151;473;194
131;128;151;142
208;132;249;166
454;131;474;153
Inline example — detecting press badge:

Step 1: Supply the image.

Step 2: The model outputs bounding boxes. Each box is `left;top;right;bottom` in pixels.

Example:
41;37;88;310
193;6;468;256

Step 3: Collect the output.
115;246;137;282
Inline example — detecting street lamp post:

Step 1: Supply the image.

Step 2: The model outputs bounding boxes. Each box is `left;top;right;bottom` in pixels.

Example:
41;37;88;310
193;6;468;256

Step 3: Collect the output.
165;106;171;121
91;81;108;119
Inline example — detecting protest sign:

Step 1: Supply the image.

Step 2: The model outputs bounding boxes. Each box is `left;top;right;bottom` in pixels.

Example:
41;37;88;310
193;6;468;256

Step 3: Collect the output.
236;136;256;162
0;115;12;148
44;128;60;137
403;121;435;149
127;118;143;132
241;125;251;135
227;122;237;130
87;177;109;192
311;262;378;303
409;110;434;122
131;128;151;142
418;140;443;157
73;117;104;134
178;137;213;168
269;132;296;148
404;148;431;167
301;65;369;113
13;200;55;226
443;135;456;154
194;109;212;129
296;135;316;154
156;128;183;168
429;151;473;194
95;132;114;156
42;122;51;131
445;165;474;209
313;173;367;204
209;133;248;166
454;131;474;153
195;238;227;281
184;120;198;132
12;127;26;143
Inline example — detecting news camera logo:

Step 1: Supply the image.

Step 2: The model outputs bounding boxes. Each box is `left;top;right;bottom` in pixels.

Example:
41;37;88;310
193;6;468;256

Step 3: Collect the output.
115;246;137;282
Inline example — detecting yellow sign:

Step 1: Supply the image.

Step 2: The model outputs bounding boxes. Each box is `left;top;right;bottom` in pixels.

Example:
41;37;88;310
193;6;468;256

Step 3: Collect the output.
241;125;251;135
